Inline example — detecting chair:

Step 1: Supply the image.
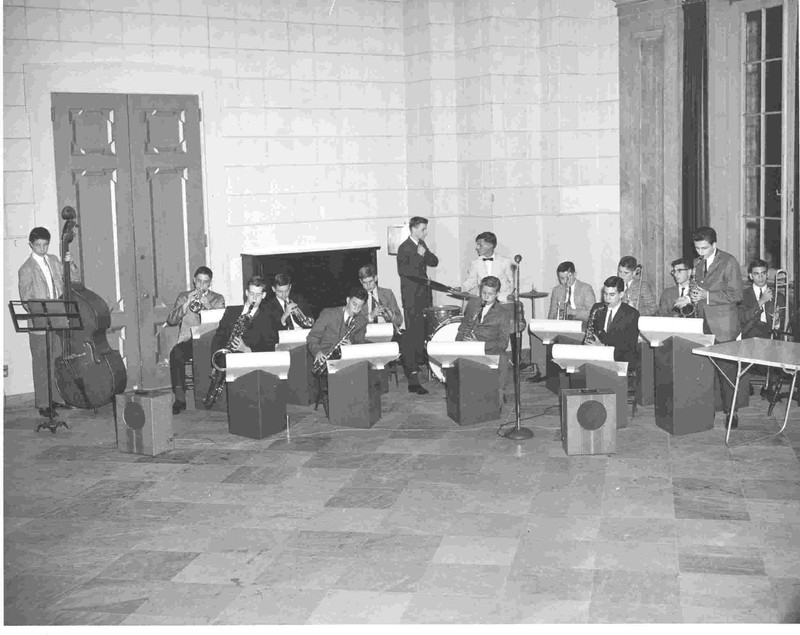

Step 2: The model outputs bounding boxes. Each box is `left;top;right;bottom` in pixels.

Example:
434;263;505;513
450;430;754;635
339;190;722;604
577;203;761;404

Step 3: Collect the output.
386;360;400;387
627;367;638;419
184;360;195;392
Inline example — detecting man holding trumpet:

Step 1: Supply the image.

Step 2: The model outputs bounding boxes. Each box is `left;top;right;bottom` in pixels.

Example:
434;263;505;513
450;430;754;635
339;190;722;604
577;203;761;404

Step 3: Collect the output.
357;264;403;332
166;266;225;415
263;273;315;344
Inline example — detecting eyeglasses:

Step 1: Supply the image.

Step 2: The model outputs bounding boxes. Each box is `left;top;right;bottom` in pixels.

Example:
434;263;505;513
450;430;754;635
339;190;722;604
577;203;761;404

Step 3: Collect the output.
670;269;688;274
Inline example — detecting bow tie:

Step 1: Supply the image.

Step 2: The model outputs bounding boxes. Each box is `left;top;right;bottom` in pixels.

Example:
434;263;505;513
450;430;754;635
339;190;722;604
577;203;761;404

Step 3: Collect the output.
482;257;493;262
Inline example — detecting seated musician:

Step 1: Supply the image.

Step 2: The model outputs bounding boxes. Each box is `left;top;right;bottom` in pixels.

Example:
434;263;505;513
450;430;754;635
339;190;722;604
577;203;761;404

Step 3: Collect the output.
617;256;657;316
263;273;314;347
357;264;403;331
210;275;273;363
456;276;513;404
658;257;694;317
739;259;785;340
585;276;640;372
547;261;596;322
307;287;369;370
166;266;225;414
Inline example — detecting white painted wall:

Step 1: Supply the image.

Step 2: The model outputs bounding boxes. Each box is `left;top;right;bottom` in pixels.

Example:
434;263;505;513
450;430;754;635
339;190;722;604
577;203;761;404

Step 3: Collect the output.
3;0;620;396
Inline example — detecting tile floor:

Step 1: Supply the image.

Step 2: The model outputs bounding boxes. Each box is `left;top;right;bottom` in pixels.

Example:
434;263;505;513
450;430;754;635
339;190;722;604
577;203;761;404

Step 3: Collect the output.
4;370;800;625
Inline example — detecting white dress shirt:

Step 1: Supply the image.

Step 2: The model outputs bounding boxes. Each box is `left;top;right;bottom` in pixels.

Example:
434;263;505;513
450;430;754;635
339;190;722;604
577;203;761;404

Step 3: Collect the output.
31;253;55;299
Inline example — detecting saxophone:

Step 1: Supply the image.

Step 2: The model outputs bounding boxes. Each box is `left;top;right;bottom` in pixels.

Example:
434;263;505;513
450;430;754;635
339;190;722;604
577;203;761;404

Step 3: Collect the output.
583;303;606;344
678;271;698;318
203;304;254;408
463;302;486;340
312;318;359;375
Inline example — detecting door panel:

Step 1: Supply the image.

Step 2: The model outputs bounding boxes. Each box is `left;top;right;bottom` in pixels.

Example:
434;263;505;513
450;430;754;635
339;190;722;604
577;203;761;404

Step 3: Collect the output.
128;94;205;389
53;94;136;378
52;92;206;390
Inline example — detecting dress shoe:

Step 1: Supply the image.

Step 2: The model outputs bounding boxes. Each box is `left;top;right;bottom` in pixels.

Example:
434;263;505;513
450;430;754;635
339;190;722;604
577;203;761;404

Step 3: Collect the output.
408;384;429;395
172;400;187;415
51;401;73;410
38;406;57;418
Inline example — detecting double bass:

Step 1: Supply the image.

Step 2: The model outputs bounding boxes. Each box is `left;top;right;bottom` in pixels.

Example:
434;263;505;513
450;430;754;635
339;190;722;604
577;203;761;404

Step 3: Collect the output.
55;206;127;408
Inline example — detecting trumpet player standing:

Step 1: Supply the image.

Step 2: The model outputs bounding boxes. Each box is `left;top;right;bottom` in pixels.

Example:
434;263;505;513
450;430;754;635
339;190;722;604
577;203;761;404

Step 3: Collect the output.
167;266;225;415
658;257;694;316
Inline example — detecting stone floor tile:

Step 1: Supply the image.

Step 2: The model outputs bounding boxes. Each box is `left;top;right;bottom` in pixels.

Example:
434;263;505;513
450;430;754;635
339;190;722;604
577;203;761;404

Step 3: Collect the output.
504;568;595;601
588;601;684;623
94;550;200;581
308;590;413;624
129;581;243;621
598;516;677;542
170;550;273;585
332;560;428;593
592;540;679;573
591;569;680;604
431;535;519;566
400;593;501;624
770;577;800;623
52;578;165;615
678;544;767;576
415;563;510;597
675;518;765;548
212;586;326;624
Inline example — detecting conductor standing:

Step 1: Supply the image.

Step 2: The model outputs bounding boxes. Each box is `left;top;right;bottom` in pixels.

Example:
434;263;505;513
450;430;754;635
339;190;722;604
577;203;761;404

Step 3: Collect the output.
397;216;439;394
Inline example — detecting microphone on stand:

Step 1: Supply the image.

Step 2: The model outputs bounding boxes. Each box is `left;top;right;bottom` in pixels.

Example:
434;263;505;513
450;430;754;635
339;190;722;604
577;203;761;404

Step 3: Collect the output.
504;254;533;441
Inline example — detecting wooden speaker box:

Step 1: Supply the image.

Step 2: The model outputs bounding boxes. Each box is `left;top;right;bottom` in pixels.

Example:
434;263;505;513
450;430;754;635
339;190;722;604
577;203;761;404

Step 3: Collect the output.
115;389;174;456
560;388;616;456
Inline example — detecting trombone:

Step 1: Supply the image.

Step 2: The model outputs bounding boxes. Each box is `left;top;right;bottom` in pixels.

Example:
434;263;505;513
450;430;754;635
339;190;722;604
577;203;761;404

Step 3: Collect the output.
764;269;790;392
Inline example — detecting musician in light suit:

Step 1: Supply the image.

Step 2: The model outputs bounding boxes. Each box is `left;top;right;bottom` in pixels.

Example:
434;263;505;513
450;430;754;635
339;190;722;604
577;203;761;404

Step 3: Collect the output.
691;226;744;428
455;232;515;302
307;287;369;366
658;257;694;317
357;264;403;331
618;256;658;316
547;261;596;322
585;276;640;372
18;226;79;418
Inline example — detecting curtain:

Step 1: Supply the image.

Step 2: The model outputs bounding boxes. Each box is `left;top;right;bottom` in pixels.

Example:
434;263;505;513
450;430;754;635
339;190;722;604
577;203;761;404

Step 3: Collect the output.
681;0;709;259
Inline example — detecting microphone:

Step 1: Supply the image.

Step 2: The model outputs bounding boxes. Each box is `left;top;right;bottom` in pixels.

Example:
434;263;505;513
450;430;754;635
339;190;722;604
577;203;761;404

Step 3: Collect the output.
514;254;522;263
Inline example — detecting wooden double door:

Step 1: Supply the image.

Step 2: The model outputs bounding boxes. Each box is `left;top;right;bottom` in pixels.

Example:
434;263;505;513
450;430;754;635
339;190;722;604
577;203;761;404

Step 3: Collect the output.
52;93;206;390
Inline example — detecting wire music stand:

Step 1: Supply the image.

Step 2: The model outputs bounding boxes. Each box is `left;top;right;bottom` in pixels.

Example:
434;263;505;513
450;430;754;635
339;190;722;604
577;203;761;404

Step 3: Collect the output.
8;299;82;433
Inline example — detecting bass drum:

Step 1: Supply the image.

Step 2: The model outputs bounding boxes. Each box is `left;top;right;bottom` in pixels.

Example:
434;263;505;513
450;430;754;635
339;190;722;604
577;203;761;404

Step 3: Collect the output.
423;305;461;340
427;316;462;383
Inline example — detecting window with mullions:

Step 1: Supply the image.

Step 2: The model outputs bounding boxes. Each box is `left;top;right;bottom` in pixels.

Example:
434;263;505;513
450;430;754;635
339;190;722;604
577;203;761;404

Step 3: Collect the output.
742;4;784;269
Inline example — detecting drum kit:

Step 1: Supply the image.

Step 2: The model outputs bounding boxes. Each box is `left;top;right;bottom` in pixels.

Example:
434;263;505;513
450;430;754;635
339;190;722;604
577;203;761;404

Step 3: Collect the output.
406;274;549;383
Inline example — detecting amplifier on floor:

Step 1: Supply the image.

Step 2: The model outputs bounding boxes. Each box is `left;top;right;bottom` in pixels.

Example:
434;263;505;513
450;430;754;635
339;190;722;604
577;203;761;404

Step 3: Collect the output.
114;389;174;456
560;388;616;456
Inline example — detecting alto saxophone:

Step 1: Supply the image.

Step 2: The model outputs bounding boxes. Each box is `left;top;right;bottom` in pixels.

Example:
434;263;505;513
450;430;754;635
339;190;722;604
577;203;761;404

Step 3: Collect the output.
678;271;698;318
463;301;487;340
203;304;254;408
312;318;359;376
583;303;606;344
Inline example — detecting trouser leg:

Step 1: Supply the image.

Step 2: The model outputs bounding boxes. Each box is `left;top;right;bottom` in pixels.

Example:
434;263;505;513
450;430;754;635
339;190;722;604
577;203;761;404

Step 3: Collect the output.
169;340;193;401
402;307;425;385
29;333;57;409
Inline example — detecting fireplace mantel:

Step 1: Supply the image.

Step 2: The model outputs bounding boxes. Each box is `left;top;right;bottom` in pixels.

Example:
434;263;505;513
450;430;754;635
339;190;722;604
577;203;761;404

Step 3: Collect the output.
243;241;381;257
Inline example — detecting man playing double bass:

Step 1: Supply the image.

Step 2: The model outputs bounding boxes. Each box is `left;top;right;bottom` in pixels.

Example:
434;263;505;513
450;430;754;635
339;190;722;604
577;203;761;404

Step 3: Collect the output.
18;227;80;419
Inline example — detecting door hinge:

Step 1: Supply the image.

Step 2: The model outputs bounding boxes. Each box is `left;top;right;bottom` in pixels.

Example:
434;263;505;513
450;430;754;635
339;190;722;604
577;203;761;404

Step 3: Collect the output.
198;108;202;122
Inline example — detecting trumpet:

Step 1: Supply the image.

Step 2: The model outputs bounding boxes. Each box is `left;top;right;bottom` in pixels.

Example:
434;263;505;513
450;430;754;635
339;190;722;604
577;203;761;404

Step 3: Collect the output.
188;290;208;313
372;296;402;336
556;301;567;320
288;299;314;328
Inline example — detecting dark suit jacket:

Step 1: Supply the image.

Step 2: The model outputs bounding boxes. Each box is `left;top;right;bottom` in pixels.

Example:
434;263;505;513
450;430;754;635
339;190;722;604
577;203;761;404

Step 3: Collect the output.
366;286;403;329
262;294;313;337
694;250;743;342
455;298;510;355
397;236;439;311
211;304;276;354
657;284;692;317
548;279;596;321
306;307;368;357
739;285;783;340
588;301;640;370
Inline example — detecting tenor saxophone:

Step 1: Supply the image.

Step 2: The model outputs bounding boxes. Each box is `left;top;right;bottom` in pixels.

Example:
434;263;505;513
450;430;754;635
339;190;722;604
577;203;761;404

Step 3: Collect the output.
678;271;698;318
203;304;254;408
583;303;606;344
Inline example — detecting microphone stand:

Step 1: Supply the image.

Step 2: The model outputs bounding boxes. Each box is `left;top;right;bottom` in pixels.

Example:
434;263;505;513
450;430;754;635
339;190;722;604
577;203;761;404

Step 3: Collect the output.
504;255;533;441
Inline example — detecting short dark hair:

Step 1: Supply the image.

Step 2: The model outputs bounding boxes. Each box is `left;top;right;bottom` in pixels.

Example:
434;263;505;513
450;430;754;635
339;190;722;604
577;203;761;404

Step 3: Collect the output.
272;273;292;288
748;258;769;273
670;257;693;270
409;216;428;230
194;266;213;279
358;264;376;280
556;261;575;274
29;227;51;243
603;276;624;292
480;275;501;292
247;276;268;292
618;256;638;270
348;286;368;302
692;226;717;244
475;232;497;248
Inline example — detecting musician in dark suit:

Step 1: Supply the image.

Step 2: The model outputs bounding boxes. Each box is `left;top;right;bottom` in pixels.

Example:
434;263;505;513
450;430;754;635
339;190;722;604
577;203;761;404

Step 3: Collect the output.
18;226;79;418
658;257;694;317
211;275;274;362
396;216;439;394
585;276;640;372
547;261;596;322
261;273;315;349
690;226;744;427
456;276;517;404
307;287;369;367
166;266;225;414
739;259;784;340
357;264;403;331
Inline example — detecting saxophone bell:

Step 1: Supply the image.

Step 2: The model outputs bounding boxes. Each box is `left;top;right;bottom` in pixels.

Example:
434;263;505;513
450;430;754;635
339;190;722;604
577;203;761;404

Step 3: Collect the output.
289;299;314;328
204;302;254;408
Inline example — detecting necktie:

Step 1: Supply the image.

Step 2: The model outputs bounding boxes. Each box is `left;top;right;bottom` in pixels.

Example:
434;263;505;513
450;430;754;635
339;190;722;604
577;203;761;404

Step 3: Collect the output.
43;257;55;299
604;308;613;332
758;287;762;300
679;287;685;297
703;259;708;277
566;286;572;308
283;301;294;330
482;257;493;261
372;293;379;323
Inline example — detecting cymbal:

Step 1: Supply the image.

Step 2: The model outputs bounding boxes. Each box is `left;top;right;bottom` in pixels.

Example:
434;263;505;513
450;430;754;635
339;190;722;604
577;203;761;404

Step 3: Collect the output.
404;275;452;293
447;291;476;300
519;290;549;299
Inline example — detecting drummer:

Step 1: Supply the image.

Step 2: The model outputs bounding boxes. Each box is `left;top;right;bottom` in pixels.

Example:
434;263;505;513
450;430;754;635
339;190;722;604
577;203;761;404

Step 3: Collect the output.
453;232;515;301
